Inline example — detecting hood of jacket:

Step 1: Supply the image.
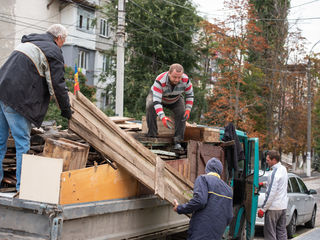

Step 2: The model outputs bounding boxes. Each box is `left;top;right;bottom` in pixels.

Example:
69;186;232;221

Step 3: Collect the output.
205;157;223;175
22;32;56;45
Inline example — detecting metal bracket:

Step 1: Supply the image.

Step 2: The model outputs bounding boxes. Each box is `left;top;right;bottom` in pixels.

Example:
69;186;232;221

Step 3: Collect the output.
50;216;63;240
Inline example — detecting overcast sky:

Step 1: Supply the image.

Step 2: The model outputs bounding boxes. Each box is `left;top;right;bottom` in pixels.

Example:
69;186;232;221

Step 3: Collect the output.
192;0;320;53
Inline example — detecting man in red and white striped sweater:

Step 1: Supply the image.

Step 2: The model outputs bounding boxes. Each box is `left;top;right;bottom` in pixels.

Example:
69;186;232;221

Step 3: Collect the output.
146;63;194;150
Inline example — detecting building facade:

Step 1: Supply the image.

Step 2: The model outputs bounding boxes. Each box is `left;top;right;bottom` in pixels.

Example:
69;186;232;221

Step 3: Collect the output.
0;0;115;110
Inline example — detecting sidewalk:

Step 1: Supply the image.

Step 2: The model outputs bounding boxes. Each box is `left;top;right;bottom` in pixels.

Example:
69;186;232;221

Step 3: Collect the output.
293;227;320;240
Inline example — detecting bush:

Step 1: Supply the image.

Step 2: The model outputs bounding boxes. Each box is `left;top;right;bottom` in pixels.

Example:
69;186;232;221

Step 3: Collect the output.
44;66;96;129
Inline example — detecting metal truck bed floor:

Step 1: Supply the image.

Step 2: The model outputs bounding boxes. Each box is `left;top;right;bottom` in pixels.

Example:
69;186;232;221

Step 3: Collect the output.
0;195;189;240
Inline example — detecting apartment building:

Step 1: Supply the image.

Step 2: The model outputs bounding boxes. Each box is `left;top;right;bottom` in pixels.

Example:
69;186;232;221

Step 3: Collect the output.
0;0;115;110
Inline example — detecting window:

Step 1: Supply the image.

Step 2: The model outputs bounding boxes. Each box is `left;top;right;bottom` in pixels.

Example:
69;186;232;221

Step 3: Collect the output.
287;179;292;193
78;50;88;69
100;19;109;37
290;177;300;193
102;55;111;72
297;177;308;194
79;15;83;28
77;7;94;33
86;17;90;30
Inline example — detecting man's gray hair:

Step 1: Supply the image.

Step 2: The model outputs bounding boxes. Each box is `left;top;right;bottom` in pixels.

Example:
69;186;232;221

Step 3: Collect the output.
47;24;68;39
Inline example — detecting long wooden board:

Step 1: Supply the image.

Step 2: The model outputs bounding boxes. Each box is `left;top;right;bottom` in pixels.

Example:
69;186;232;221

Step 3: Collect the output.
68;92;193;205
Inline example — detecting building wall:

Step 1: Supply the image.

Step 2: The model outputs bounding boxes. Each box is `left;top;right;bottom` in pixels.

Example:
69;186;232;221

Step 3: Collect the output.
0;0;16;66
93;0;115;110
0;0;60;66
0;0;115;110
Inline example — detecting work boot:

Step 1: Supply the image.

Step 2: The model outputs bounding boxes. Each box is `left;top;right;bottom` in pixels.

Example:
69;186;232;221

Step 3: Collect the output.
173;143;184;151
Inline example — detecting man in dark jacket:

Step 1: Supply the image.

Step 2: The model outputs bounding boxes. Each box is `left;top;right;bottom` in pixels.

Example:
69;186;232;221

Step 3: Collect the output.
173;157;233;239
0;24;72;191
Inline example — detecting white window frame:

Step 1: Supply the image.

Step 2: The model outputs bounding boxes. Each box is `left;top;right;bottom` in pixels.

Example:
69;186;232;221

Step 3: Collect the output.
102;55;111;72
77;7;94;33
78;50;88;70
99;18;110;38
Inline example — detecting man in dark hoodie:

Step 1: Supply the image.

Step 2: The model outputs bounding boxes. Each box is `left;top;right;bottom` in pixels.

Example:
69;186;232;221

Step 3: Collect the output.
0;24;72;191
173;157;233;239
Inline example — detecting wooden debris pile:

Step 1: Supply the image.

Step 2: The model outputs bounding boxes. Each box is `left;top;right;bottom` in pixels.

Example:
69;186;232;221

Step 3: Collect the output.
1;91;225;206
1;119;134;191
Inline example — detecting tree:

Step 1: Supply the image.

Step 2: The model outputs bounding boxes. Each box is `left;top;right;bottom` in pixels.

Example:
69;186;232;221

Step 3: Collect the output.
203;0;267;140
249;0;291;148
44;66;96;129
310;54;320;170
103;0;202;120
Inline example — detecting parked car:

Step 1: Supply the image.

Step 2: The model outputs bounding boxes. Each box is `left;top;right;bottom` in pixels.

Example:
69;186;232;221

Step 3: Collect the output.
256;171;317;238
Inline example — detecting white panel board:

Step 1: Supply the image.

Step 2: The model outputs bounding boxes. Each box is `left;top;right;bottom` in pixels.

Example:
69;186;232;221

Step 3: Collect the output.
19;154;63;204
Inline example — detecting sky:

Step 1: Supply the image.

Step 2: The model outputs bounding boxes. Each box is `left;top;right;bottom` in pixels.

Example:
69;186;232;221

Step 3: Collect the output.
192;0;320;53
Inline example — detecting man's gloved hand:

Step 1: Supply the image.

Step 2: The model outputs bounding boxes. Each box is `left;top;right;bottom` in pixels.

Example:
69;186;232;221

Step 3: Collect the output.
162;116;173;129
258;209;265;218
173;199;179;212
182;109;190;122
61;108;73;120
258;182;264;191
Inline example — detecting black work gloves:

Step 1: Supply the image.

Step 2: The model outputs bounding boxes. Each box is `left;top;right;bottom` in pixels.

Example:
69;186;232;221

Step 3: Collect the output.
61;108;73;120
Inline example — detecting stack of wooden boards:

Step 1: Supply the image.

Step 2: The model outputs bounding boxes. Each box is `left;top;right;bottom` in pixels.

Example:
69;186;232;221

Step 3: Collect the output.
67;91;194;206
3;91;226;208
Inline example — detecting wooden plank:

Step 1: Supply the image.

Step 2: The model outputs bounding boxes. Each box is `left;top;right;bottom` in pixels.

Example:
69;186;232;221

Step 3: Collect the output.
68;92;193;205
184;126;202;141
154;156;165;199
116;121;142;131
202;128;220;142
150;149;177;157
7;138;15;148
108;116;135;123
184;126;220;142
141;116;174;136
59;164;138;205
68;120;155;190
166;158;190;180
20;154;63;204
43;138;89;171
187;140;226;183
75;92;156;165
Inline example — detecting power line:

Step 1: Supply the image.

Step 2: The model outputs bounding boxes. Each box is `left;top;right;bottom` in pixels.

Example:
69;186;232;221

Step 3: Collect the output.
130;0;192;38
0;18;170;71
124;16;199;59
158;0;194;11
291;0;320;9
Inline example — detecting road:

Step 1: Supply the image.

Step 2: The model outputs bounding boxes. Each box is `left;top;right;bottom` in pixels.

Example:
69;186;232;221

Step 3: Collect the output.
254;174;320;239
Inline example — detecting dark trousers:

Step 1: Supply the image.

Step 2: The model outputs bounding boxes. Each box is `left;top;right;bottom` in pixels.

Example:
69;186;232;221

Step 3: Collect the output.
264;209;287;240
146;91;186;143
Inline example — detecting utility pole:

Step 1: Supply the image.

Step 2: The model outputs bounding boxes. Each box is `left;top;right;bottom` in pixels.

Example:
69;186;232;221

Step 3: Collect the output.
115;0;125;116
307;58;311;177
306;39;320;177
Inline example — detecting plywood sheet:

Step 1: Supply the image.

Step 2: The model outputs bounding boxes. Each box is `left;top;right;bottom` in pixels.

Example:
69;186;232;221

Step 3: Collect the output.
60;164;138;205
19;154;63;204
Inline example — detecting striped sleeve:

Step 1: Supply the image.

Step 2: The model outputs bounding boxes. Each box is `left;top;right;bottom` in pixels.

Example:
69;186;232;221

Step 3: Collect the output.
152;79;165;119
184;78;194;111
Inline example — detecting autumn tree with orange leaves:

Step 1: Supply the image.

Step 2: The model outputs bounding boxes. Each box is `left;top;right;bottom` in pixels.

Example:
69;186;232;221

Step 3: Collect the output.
201;0;267;141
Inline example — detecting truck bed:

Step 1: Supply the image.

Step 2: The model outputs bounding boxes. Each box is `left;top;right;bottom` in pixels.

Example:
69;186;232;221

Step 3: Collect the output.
0;194;188;240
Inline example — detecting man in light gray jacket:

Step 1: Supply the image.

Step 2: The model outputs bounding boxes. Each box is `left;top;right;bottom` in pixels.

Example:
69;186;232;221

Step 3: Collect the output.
258;150;288;240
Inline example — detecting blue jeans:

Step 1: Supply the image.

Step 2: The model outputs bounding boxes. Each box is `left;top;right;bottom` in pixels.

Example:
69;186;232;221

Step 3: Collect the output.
0;100;31;191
